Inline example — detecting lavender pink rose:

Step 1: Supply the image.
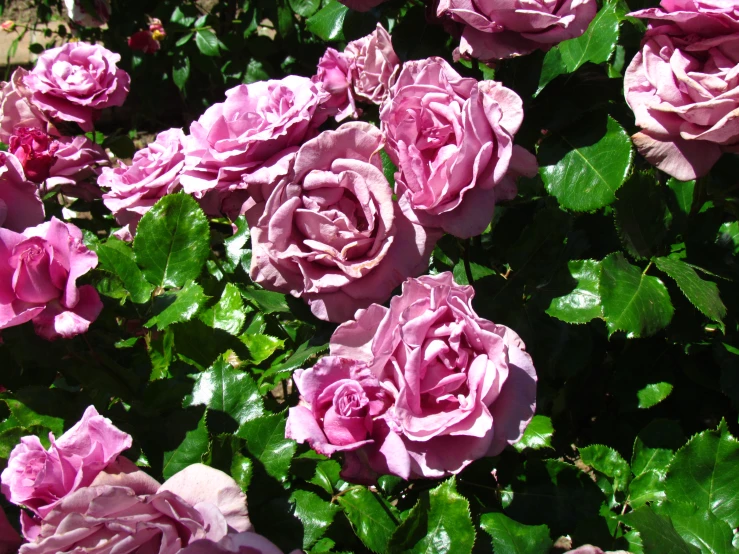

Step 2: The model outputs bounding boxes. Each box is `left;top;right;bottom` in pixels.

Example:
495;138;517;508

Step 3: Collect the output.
0;68;55;144
0;217;103;340
0;153;44;232
313;48;358;122
288;272;537;480
381;57;537;238
345;23;400;106
250;122;438;323
437;0;598;60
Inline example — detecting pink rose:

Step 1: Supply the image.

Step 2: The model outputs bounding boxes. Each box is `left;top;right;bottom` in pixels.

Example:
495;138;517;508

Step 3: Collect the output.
101;128;185;237
46;135;109;198
437;0;598;60
24;42;130;132
250;122;438;323
380;57;537;238
329;272;538;479
180;77;328;217
337;0;389;11
8;127;58;183
0;68;55;143
286;356;409;483
1;406;132;522
182;532;302;554
344;23;400;105
624;33;739;180
0;217;103;340
0;153;44;232
630;0;739;39
313;48;358;121
0;508;20;554
64;0;110;27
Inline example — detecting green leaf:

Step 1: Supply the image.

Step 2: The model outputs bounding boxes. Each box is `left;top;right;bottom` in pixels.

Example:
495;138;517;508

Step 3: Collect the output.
623;506;700;554
579;444;631;492
666;178;695;216
637;382;674;409
536;0;628;94
513;415;554;452
539;115;633;212
223;216;251;273
241;334;285;364
655;501;735;554
259;342;329;389
244;58;270;83
546;259;602;324
613;172;670;260
145;282;208;330
631;419;684;478
289;0;321;17
381;149;397;189
94;241;154;304
452;260;496;286
338;487;399;554
171;5;197;26
310;459;342;495
599;253;674;338
240;287;290;313
628;471;666;509
231;452;253;493
184;354;264;434
162;411;209;480
199;283;247;335
237;413;296;482
173;53;191;91
664;420;739;528
388;478;475;554
195;29;220;56
0;393;65;443
718;221;739;254
134;194;210;288
291;490;340;549
479;512;553;554
305;0;348;41
654;257;727;331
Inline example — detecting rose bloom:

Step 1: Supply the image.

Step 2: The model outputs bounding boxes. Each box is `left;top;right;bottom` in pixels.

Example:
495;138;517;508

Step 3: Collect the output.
0;217;103;340
101;128;185;238
345;23;400;105
380;57;537;238
338;0;389;11
313;48;358;121
64;0;110;27
629;0;739;38
0;508;20;554
8;127;58;183
0;68;55;143
1;405;132;523
46;135;109;199
437;0;598;60
180;77;328;217
625;33;739;180
250;122;438;323
24;42;130;132
0;153;44;232
327;272;538;479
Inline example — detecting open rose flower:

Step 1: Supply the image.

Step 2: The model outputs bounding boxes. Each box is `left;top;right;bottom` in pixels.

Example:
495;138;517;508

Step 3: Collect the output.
629;0;739;39
0;68;55;143
345;23;400;105
101;128;185;238
0;508;20;554
0;217;103;339
313;48;358;121
624;33;739;180
8;127;58;183
437;0;598;60
182;532;302;554
24;42;130;132
1;406;132;521
0;153;44;232
64;0;110;27
250;122;438;322
181;77;328;217
46;135;109;199
328;272;538;479
381;57;537;238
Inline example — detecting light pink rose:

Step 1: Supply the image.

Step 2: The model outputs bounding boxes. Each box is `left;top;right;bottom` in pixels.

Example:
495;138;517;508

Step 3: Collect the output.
182;532;303;554
0;217;103;340
250;122;439;323
437;0;598;60
9;127;58;183
329;272;538;479
0;68;55;143
180;77;328;217
345;23;400;105
286;356;408;483
101;128;185;237
380;57;537;238
64;0;110;27
630;0;739;39
46;135;109;199
0;508;20;554
337;0;389;11
0;152;44;232
1;406;132;522
24;42;130;132
624;33;739;180
313;48;358;121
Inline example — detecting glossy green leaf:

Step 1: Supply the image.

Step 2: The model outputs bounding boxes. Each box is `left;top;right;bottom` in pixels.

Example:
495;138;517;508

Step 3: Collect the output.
195;29;220;56
96;241;154;304
305;0;348;41
162;411;209;480
599;253;674;338
453;260;497;286
289;0;320;18
237;413;296;482
480;512;552;554
614;173;670;259
539;115;633;212
338;487;399;554
637;382;674;409
381;149;397;189
388;478;475;554
309;459;342;495
241;334;285;364
291;490;340;549
513;415;554;452
134;194;210;288
631;419;684;478
655;501;735;554
664;420;739;527
579;444;631;492
628;471;667;509
199;283;247;335
622;506;700;554
173;53;190;91
259;342;329;389
667;178;696;216
546;259;602;324
240;287;290;313
145;282;208;330
231;452;253;493
223;216;251;273
654;256;726;331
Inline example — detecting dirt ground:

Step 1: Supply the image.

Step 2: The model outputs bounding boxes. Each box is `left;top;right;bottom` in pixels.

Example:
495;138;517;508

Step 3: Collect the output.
1;0;61;68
